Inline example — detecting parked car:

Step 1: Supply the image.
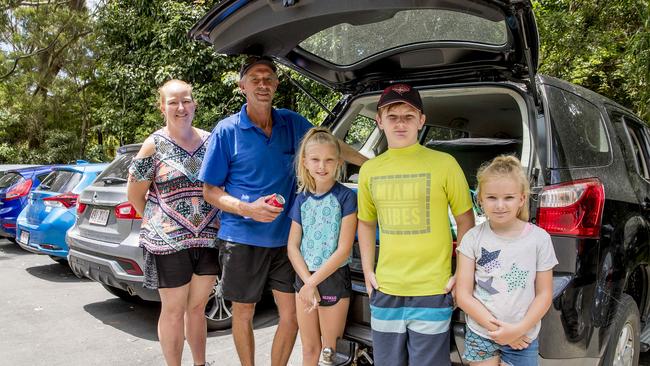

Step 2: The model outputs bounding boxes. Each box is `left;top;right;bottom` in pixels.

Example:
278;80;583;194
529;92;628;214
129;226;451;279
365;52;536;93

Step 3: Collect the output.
66;144;232;330
15;163;109;264
190;1;650;365
0;165;60;241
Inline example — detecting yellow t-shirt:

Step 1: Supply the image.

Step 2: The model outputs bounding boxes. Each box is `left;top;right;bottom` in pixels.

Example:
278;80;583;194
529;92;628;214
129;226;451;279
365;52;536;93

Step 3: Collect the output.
357;143;472;296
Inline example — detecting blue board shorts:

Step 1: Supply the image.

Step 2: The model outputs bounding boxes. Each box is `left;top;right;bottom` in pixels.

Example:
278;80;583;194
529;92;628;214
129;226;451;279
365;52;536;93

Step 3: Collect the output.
370;290;453;366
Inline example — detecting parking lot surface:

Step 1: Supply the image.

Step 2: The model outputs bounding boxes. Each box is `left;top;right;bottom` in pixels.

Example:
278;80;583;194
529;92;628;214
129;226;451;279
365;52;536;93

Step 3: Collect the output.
0;239;302;366
2;238;650;365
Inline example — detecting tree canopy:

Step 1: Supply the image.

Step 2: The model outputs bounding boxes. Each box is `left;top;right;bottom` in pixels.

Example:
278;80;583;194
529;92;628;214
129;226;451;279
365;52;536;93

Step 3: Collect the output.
0;0;647;163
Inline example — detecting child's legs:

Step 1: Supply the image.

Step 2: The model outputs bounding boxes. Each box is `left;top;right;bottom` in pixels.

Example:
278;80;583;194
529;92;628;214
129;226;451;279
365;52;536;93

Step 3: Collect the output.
463;325;501;365
405;293;454;366
318;298;349;350
499;338;539;366
370;290;408;366
295;294;321;366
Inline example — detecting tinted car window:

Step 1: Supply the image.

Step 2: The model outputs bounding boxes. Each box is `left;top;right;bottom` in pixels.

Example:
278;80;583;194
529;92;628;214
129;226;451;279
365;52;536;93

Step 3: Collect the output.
93;151;137;187
0;173;22;189
546;86;611;168
299;9;507;65
40;170;82;193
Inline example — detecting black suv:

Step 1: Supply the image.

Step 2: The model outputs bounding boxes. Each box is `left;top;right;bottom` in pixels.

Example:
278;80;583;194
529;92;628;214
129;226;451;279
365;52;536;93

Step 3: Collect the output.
190;1;650;365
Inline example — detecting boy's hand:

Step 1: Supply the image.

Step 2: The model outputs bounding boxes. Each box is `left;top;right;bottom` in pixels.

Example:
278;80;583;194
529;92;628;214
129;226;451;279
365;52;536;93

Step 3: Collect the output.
487;319;525;345
364;272;379;297
444;275;456;305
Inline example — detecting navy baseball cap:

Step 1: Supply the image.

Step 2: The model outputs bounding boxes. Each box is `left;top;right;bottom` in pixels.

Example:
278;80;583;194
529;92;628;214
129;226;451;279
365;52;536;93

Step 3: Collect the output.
377;83;423;113
239;55;277;78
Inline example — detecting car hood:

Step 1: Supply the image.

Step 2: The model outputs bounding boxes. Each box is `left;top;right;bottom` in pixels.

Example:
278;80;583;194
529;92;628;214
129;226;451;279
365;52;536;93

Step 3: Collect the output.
190;0;539;93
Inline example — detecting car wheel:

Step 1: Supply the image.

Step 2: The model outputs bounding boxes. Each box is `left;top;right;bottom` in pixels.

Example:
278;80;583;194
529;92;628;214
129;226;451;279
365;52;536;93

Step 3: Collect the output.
48;255;68;265
205;275;233;331
601;293;640;366
101;284;142;304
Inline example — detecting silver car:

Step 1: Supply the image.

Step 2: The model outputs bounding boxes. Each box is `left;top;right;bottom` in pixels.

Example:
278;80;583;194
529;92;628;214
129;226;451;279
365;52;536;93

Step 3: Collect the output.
67;144;232;330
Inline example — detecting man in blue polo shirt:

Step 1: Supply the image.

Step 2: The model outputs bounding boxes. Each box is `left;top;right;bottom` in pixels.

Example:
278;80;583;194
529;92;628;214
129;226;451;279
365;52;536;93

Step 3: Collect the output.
200;56;365;366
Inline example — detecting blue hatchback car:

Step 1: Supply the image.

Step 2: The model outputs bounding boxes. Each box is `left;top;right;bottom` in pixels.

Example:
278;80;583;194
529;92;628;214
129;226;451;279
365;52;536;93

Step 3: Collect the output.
16;163;108;263
0;165;58;240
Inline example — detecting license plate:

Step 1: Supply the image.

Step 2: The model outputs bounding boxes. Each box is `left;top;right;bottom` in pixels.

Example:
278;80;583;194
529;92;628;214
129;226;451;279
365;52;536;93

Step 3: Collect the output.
89;208;110;226
20;230;29;244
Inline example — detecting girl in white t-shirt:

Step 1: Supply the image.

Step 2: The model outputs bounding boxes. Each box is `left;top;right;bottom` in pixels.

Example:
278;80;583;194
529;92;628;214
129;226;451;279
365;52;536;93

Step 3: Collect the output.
456;155;558;366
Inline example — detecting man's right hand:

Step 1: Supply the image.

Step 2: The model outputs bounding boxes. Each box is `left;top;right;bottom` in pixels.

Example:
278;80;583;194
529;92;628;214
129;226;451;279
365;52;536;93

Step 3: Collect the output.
364;271;379;297
240;195;283;222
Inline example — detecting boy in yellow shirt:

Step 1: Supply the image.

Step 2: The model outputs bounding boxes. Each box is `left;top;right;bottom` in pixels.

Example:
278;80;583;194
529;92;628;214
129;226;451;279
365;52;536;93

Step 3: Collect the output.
357;83;475;366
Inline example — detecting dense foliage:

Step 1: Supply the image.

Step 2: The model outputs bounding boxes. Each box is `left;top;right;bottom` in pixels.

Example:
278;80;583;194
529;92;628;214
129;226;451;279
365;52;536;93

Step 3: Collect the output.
0;0;647;163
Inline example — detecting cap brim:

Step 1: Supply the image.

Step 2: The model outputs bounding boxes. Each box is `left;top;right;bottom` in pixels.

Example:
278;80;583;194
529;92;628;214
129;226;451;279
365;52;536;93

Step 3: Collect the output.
377;100;422;112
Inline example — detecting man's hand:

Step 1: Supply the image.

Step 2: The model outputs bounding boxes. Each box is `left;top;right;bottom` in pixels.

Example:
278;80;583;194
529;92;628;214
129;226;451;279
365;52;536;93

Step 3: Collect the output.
240;195;283;222
364;271;379;297
487;319;525;346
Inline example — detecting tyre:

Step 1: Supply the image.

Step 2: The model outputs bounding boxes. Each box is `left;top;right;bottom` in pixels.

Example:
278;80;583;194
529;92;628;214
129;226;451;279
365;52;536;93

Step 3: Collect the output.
601;293;640;366
102;284;143;304
49;255;68;265
205;275;233;331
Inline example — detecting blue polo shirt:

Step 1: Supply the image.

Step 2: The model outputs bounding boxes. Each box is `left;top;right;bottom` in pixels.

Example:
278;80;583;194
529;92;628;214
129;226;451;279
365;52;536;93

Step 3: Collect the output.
199;104;312;247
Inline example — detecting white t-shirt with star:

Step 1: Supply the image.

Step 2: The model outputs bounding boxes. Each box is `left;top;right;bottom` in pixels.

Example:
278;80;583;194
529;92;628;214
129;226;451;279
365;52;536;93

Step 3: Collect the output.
457;221;558;340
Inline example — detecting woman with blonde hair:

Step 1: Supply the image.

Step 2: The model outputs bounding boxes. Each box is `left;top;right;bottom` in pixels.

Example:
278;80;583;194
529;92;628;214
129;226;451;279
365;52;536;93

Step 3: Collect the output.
127;79;219;366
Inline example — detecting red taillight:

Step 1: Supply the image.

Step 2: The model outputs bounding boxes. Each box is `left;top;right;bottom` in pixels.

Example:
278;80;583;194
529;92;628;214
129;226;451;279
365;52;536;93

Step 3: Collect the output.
5;178;32;201
2;223;16;229
43;193;78;208
77;202;87;214
116;257;143;276
114;202;142;219
536;178;605;238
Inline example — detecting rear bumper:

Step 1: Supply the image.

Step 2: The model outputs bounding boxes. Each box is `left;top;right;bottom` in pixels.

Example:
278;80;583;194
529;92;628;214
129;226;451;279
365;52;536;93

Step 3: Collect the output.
16;213;74;258
66;228;159;302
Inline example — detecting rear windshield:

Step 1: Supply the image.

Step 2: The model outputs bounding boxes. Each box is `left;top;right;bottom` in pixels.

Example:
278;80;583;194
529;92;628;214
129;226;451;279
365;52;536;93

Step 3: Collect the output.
93;151;137;187
546;86;612;168
39;170;82;193
299;9;507;65
0;172;23;189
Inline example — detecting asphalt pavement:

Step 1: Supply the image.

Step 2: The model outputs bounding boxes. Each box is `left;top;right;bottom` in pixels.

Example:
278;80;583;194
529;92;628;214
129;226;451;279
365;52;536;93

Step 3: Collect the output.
2;238;650;366
0;238;302;366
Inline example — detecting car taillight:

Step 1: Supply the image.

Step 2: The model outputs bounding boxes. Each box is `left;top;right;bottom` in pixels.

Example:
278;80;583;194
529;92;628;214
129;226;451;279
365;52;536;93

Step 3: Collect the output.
116;257;143;275
536;178;605;238
5;178;32;201
77;202;87;214
43;193;78;208
114;202;142;219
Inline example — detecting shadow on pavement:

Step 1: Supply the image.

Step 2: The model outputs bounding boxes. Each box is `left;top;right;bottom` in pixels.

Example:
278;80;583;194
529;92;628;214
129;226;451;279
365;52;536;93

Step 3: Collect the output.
84;298;161;341
208;303;280;337
0;240;33;257
25;262;90;283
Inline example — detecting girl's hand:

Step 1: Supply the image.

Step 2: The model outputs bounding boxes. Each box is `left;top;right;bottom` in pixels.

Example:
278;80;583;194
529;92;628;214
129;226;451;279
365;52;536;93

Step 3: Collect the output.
487;319;525;345
508;335;532;350
299;283;320;312
364;272;379;297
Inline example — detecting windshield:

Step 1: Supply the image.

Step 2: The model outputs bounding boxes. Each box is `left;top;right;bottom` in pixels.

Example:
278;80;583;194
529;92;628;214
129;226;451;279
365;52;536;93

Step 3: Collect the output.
299;9;507;66
93;151;137;187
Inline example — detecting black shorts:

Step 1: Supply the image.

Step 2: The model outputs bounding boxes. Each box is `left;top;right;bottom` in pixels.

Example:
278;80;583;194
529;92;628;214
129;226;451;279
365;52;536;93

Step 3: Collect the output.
218;240;295;303
147;247;219;289
294;265;351;307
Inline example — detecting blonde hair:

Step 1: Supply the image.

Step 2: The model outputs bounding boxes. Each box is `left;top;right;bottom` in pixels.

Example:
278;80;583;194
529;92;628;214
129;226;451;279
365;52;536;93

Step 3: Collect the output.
476;155;530;221
296;127;343;194
157;79;193;107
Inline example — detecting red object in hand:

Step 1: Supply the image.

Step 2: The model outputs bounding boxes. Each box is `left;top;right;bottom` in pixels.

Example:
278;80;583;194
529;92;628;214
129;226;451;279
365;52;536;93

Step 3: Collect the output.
265;194;285;208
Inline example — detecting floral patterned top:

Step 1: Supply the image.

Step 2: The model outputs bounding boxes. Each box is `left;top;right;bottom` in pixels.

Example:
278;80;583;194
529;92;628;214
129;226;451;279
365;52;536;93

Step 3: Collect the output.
128;128;219;255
